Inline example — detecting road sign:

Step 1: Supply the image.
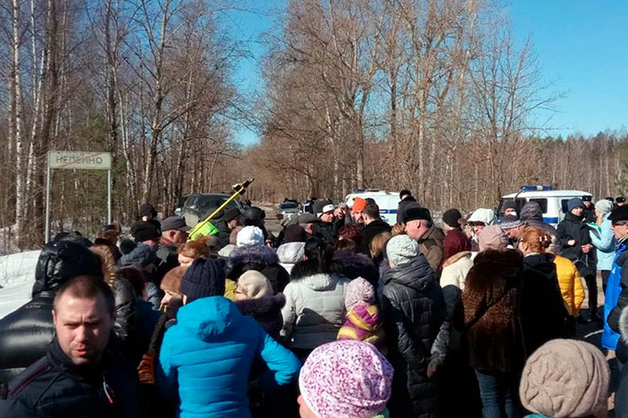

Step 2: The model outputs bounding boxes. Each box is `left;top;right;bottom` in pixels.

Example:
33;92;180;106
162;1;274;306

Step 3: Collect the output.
45;151;113;242
48;151;112;170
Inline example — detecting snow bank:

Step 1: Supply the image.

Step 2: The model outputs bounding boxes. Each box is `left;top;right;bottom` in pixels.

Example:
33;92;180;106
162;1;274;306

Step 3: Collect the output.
0;251;40;319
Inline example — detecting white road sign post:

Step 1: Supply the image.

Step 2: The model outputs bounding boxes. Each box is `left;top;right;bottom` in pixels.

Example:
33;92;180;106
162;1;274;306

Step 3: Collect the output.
46;151;113;242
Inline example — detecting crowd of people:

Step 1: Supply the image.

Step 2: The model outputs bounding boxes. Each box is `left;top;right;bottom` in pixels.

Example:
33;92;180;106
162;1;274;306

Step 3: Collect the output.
0;192;627;418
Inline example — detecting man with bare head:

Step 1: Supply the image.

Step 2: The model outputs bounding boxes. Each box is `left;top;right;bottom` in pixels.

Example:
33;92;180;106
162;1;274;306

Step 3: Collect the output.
0;276;139;417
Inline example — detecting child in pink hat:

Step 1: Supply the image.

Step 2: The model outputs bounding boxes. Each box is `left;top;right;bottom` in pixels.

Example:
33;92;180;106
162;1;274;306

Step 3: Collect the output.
337;277;386;354
298;340;393;418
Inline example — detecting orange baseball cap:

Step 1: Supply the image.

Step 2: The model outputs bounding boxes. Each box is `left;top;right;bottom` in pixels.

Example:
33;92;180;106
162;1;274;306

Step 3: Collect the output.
352;197;367;214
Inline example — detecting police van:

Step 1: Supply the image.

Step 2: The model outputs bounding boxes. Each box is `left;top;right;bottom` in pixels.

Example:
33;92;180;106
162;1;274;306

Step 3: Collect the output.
499;186;592;227
344;190;401;226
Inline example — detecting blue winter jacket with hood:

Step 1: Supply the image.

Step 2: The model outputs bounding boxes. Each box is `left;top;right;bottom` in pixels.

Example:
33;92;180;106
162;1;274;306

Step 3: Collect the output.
157;296;301;418
590;213;616;271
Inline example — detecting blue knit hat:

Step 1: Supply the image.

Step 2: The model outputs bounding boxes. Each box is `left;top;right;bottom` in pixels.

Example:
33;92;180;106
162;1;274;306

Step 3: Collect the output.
567;197;584;212
180;258;226;302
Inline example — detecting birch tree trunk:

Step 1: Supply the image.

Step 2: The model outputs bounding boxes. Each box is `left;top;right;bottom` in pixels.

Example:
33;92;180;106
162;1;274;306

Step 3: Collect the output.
12;0;27;248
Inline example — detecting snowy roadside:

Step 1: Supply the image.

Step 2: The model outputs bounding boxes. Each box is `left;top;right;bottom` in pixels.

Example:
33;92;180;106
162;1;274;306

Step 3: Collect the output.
0;251;39;319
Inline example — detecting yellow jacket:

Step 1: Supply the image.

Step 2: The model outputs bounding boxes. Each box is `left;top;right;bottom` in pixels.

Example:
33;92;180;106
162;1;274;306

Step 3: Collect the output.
553;255;585;317
224;279;237;301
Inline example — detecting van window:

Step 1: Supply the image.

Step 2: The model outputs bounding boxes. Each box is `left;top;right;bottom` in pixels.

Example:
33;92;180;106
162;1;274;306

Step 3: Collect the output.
529;198;548;214
498;198;527;216
561;199;571;214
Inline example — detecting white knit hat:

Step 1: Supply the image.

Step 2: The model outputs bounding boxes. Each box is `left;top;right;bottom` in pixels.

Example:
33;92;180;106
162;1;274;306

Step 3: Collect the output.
236;226;265;247
387;235;419;266
595;199;613;214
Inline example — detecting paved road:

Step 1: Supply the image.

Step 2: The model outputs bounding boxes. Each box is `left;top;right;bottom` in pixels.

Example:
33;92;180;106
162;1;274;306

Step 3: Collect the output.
258;205;283;236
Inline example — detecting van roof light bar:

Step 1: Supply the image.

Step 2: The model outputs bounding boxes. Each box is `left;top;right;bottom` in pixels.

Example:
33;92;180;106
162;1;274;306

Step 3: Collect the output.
520;185;553;192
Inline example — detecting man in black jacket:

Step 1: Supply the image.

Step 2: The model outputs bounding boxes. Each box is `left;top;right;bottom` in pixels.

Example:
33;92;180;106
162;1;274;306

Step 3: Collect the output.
215;207;242;247
314;201;342;244
557;197;599;322
0;276;139;417
396;189;418;224
156;216;191;280
360;202;391;255
0;240;103;384
582;195;597;223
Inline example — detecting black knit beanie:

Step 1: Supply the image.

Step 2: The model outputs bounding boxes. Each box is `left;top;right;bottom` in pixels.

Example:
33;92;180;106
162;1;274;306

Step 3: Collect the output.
442;209;463;228
180;258;226;303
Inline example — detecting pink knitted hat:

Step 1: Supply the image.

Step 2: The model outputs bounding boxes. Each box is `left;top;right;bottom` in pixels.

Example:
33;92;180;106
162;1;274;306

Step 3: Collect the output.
345;277;376;312
299;340;393;418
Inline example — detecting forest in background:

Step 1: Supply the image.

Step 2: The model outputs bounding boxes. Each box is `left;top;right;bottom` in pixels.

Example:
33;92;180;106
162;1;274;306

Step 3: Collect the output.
1;0;627;250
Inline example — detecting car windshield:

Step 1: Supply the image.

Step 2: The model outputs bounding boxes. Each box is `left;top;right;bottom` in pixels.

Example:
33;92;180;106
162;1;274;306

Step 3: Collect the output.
197;195;238;213
280;202;298;209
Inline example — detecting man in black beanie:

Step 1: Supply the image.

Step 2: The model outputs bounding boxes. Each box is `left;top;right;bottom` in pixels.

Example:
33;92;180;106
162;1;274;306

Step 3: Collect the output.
130;221;161;248
180;258;227;304
214;208;242;247
138;203;161;234
441;209;463;232
581;195;596;223
396;189;418;224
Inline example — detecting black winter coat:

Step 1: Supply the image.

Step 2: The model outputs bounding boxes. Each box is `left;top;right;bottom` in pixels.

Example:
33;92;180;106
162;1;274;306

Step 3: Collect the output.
584;205;596;224
557;212;597;276
214;218;232;248
0;340;139;418
0;241;102;384
314;218;342;244
155;239;179;284
359;219;391;254
382;255;446;418
111;278;138;359
520;253;574;356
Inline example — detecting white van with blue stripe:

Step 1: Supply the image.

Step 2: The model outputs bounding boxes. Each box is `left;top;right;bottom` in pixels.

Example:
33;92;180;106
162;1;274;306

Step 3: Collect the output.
499;186;592;227
345;190;400;226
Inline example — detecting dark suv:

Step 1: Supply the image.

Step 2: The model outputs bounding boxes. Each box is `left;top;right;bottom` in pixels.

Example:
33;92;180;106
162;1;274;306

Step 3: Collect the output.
175;193;243;228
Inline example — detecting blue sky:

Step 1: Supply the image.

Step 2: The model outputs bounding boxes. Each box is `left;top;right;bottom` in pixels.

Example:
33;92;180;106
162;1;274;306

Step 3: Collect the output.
228;1;628;145
508;1;628;137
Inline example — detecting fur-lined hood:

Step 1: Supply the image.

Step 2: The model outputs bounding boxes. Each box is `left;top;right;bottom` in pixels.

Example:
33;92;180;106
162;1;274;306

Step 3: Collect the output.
290;258;326;281
229;244;279;266
289;259;340;290
330;249;378;283
442;251;472;268
235;293;286;318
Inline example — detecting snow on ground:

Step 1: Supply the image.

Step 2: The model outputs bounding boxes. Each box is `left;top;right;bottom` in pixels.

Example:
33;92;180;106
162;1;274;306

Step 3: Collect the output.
0;251;40;319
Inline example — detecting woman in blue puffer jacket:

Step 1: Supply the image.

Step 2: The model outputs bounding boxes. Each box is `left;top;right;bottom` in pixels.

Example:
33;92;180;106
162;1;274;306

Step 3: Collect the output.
156;258;301;418
590;199;616;294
